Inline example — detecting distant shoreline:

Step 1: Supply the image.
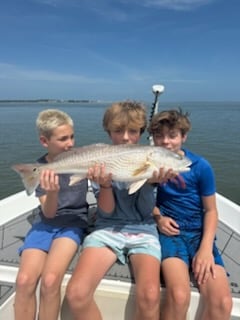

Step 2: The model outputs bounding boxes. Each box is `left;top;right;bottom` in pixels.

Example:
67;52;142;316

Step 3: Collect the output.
1;99;240;104
0;99;96;103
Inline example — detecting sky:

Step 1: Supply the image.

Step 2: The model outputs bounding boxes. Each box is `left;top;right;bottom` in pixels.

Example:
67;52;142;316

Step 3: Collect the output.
0;0;240;102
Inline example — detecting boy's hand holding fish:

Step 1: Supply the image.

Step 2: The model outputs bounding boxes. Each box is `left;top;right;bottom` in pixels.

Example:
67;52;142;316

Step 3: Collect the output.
148;168;186;188
147;167;176;184
39;169;60;193
87;163;112;188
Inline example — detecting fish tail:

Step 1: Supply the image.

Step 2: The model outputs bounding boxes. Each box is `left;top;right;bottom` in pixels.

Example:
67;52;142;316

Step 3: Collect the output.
11;163;41;195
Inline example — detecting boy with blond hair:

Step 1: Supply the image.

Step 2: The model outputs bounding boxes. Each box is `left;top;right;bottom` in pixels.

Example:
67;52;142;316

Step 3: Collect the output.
14;109;89;320
66;101;175;320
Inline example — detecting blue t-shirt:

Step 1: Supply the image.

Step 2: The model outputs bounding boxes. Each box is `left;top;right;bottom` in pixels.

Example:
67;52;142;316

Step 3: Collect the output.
156;149;216;231
93;182;158;237
35;154;89;228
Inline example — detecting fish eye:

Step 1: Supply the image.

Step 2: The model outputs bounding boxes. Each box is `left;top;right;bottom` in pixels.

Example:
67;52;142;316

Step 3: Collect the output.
33;167;37;172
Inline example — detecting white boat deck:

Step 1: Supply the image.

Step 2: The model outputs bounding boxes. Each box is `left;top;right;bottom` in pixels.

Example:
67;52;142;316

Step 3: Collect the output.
0;191;240;319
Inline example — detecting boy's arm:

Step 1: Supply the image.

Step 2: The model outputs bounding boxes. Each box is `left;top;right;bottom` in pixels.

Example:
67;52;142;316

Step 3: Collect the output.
148;168;186;188
153;206;180;235
38;169;60;218
152;206;162;220
88;164;115;214
192;194;218;284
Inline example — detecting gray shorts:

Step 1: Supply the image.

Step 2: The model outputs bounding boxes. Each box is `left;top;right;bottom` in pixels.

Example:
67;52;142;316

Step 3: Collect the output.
83;229;161;264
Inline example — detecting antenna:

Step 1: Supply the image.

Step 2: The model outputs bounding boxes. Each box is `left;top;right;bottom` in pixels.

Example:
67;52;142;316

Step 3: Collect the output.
149;84;165;145
149;84;165;122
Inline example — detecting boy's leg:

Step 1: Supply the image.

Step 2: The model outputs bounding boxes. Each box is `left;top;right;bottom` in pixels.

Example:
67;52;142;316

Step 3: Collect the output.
161;258;191;320
38;237;78;320
159;231;191;320
66;246;117;320
14;249;47;320
198;264;232;320
130;254;160;320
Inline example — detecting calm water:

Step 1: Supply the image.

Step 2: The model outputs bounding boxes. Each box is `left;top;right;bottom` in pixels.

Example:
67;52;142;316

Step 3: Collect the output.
0;101;239;205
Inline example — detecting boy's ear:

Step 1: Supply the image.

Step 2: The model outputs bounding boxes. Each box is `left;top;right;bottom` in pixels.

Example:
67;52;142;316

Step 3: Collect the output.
182;134;187;143
39;135;49;147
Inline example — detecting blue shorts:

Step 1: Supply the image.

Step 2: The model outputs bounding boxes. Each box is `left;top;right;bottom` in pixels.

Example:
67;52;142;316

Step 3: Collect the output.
19;221;85;255
159;230;224;268
83;229;161;264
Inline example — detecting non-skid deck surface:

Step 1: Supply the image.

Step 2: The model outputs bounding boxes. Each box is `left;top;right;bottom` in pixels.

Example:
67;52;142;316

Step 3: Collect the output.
1;206;240;305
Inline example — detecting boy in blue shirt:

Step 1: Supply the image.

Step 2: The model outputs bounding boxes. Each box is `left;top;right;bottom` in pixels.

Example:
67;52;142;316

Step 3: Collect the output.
14;109;89;320
148;109;232;320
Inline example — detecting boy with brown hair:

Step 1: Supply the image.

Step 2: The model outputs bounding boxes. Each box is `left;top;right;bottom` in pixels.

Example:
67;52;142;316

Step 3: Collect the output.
148;109;232;320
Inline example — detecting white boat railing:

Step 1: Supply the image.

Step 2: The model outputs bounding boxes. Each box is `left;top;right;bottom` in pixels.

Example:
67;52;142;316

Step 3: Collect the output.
0;191;38;226
216;193;240;235
1;191;239;235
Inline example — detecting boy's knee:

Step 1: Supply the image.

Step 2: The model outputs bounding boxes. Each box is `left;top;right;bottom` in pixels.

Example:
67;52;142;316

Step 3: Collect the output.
65;282;76;303
16;272;37;290
66;281;86;309
215;293;233;316
202;290;232;318
40;272;61;293
168;286;190;308
137;283;160;309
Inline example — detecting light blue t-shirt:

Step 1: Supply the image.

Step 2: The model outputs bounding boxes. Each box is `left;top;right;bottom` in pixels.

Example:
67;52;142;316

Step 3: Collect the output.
156;149;216;231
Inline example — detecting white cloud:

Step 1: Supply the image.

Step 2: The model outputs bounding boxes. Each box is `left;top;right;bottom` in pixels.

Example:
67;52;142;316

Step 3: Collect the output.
33;0;215;15
31;0;62;7
0;63;107;84
119;0;215;10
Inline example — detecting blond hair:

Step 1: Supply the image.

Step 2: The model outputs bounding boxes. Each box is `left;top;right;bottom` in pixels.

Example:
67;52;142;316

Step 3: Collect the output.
36;109;74;139
103;101;147;135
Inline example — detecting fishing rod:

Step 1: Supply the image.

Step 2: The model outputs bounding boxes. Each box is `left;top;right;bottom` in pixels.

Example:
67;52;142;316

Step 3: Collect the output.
148;84;165;145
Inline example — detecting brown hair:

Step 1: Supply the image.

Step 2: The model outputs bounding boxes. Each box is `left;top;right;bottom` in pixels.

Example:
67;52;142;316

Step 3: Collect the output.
103;101;147;135
148;108;191;136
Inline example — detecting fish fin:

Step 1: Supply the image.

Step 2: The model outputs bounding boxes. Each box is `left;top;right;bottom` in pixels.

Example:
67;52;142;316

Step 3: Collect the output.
132;162;151;176
69;174;85;186
11;163;41;195
128;179;147;194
